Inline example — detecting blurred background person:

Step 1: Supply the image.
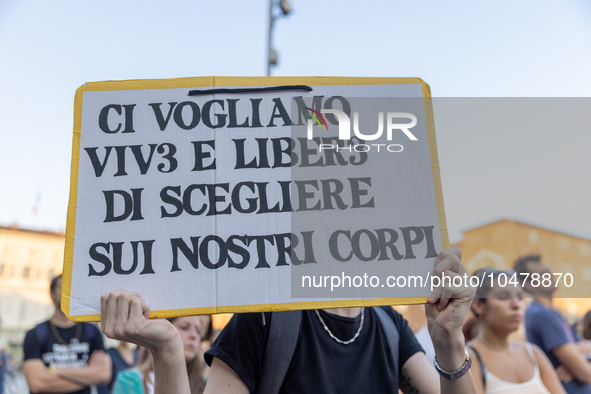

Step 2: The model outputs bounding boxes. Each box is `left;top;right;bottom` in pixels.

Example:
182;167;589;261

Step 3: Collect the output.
97;341;139;394
571;319;583;342
199;316;213;347
572;312;591;362
112;316;205;394
468;268;565;394
581;312;591;341
22;274;111;394
0;347;7;394
515;254;591;393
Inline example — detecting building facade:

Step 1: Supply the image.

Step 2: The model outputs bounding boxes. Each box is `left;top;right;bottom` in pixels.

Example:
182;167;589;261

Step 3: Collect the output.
0;225;65;350
0;225;234;351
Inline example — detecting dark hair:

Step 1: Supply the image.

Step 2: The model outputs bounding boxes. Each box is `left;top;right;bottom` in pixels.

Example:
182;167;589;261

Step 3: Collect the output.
50;274;62;292
470;267;519;318
462;316;480;342
513;254;541;284
583;311;591;341
472;268;517;299
201;315;213;343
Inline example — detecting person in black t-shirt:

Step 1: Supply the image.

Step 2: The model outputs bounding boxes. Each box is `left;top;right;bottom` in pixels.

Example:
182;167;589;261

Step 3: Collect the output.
204;306;423;393
99;248;479;394
23;275;111;394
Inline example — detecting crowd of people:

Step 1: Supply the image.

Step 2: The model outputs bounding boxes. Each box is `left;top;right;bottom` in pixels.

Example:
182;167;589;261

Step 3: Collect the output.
5;251;591;393
13;275;215;394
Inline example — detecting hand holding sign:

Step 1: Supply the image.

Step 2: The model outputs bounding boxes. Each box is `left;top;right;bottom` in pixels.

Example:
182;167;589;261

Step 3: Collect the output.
100;290;178;353
426;248;475;372
100;290;191;394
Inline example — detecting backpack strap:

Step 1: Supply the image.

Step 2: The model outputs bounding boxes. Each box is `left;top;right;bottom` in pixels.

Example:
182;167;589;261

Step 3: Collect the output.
34;321;50;343
373;307;400;375
467;345;486;388
36;321;97;344
256;311;303;394
82;323;97;340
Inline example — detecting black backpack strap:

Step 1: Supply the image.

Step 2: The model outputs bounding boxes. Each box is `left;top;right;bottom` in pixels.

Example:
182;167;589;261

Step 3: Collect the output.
373;307;400;376
82;322;97;339
256;311;303;394
35;321;50;343
467;345;486;388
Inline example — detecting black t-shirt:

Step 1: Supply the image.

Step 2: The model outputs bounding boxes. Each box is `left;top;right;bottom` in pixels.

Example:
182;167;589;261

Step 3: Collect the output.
23;321;104;394
205;307;423;393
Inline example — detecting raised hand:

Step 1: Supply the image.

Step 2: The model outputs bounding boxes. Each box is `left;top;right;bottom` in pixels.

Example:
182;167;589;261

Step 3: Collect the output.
100;289;190;394
100;289;179;354
426;248;475;338
426;248;476;373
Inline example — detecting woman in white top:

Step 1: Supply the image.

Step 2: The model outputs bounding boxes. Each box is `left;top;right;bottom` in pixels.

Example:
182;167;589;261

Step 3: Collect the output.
468;268;565;394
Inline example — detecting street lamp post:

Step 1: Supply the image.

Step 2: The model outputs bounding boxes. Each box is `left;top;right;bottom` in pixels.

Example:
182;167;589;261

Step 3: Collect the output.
267;0;291;76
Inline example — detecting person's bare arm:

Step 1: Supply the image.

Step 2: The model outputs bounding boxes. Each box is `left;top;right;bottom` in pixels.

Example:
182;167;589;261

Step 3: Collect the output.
425;248;478;394
553;342;591;384
556;365;574;383
23;359;85;393
577;341;591;355
432;332;477;394
399;352;438;394
533;345;567;394
101;290;190;394
54;350;111;386
399;249;478;394
204;357;250;394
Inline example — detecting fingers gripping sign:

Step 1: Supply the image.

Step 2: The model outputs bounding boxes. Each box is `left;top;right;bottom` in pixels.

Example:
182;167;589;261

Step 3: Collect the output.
100;290;191;394
100;290;179;353
426;248;476;339
424;248;478;393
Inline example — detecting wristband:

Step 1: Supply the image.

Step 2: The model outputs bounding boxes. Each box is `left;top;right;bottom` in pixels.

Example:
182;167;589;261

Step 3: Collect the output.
433;348;472;381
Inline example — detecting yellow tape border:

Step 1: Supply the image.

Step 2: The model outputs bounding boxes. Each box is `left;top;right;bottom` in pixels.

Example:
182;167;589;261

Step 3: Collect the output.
71;297;429;322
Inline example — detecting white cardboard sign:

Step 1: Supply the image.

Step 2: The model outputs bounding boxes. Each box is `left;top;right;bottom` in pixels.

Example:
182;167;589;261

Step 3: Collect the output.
62;77;448;321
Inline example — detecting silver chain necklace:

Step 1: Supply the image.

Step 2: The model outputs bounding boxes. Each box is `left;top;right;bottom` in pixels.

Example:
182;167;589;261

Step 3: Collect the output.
314;308;365;345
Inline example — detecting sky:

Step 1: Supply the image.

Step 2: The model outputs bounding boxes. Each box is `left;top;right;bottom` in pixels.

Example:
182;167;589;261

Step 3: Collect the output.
0;0;590;243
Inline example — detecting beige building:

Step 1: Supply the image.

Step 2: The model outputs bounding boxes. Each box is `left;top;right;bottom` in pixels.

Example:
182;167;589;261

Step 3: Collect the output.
0;225;65;348
0;224;233;350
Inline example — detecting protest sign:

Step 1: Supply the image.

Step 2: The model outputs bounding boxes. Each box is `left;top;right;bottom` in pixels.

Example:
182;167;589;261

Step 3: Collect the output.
62;77;448;321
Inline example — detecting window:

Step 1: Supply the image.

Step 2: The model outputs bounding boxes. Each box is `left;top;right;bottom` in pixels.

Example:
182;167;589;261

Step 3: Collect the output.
23;266;31;279
0;264;4;277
